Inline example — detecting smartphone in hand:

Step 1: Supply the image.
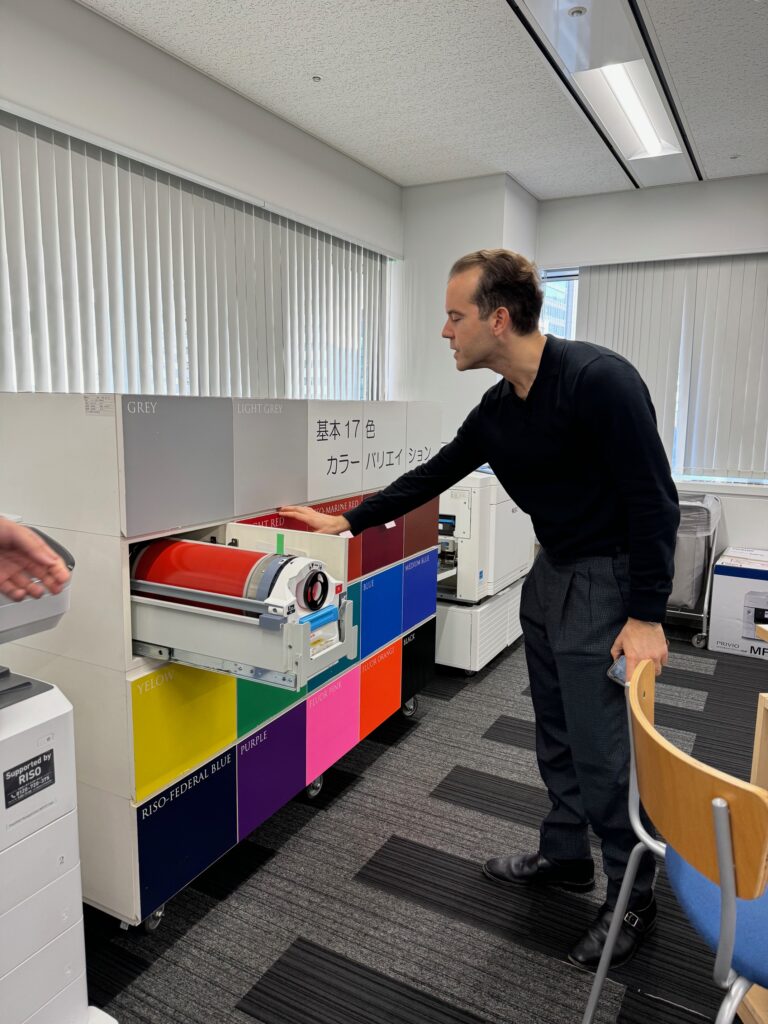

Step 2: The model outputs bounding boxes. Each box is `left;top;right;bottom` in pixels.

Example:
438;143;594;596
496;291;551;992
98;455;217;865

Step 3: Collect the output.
606;654;627;685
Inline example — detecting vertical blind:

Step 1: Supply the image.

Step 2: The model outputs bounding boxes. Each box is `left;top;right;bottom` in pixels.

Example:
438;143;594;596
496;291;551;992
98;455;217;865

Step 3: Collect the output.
0;110;391;399
576;255;768;482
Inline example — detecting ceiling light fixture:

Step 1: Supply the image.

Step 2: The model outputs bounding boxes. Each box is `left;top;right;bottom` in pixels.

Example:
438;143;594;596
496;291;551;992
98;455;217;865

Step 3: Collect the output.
567;5;587;15
572;59;681;161
601;63;661;157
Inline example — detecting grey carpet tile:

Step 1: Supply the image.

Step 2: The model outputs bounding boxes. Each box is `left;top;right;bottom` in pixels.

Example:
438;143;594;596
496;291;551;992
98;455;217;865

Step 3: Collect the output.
238;937;494;1024
483;714;697;758
356;836;724;1019
655;682;707;711
666;652;717;675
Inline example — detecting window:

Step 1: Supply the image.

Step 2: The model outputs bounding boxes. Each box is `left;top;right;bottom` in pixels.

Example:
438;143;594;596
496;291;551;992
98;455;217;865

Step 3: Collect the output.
576;256;768;484
0;110;391;400
541;270;579;338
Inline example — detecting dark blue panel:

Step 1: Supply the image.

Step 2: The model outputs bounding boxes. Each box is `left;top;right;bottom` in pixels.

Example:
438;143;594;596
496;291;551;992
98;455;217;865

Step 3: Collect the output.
360;564;403;659
308;582;361;693
402;549;437;633
137;749;237;919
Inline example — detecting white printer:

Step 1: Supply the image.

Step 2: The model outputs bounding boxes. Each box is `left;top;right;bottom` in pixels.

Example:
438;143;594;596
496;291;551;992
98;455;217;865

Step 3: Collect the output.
743;591;768;641
436;470;535;672
0;527;116;1024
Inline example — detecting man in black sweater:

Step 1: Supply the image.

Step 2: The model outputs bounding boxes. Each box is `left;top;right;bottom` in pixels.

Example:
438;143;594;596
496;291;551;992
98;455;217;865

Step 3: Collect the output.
282;249;680;969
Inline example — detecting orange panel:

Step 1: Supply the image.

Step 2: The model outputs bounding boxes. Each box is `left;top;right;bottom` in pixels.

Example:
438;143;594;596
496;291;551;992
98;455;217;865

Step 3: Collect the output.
359;639;402;740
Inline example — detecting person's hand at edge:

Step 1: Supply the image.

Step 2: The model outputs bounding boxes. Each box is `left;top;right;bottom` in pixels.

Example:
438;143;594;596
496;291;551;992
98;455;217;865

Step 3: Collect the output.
0;519;71;601
278;506;351;535
611;618;669;681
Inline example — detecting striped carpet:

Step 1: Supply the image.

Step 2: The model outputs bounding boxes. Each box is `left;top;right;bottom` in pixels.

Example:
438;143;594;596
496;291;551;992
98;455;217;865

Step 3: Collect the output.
84;639;767;1024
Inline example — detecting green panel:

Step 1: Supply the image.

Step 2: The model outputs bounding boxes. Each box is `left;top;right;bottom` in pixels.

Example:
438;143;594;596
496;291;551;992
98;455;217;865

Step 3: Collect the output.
237;678;307;738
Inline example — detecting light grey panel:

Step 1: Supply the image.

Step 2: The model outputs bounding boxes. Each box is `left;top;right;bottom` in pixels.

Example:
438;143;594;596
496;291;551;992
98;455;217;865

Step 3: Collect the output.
233;399;308;515
121;396;234;536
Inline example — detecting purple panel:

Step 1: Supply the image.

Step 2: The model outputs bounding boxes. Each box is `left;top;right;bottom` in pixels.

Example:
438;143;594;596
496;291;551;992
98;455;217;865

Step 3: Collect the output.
237;702;307;841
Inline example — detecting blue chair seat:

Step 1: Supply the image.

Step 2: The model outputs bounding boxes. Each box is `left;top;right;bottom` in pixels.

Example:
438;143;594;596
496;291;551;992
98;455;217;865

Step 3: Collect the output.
666;845;768;988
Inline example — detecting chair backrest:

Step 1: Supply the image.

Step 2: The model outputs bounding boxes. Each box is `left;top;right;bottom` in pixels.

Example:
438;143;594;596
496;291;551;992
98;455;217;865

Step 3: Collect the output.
630;660;768;899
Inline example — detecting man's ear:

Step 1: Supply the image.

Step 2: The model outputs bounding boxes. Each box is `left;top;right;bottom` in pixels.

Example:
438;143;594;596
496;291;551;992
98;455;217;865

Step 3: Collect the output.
492;306;509;334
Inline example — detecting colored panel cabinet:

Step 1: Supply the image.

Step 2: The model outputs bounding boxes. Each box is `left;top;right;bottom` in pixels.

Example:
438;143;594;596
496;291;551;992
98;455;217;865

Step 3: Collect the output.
402;549;438;633
360;640;402;740
131;665;237;803
237;703;307;841
137;749;237;919
233;399;308;516
121;395;234;537
360;563;404;660
307;401;364;502
361;401;407;491
403;497;439;558
306;667;361;783
237;679;307;738
401;617;436;702
308;581;361;693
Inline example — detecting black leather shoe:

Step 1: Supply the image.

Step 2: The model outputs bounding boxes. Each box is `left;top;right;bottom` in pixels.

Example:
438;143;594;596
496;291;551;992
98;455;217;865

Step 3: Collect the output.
568;898;657;969
482;852;595;893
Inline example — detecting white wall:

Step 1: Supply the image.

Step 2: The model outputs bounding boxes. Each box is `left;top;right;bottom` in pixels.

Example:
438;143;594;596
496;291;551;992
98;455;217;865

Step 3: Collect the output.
537;175;768;270
678;487;768;553
395;174;538;440
0;0;403;256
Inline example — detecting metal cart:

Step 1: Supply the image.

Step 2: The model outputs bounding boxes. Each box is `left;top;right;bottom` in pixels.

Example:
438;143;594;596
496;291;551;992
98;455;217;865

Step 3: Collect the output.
666;493;722;648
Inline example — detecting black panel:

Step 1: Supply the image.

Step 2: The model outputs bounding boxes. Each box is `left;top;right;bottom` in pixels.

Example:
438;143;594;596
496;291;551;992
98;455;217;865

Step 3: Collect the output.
401;616;436;701
238;937;492;1024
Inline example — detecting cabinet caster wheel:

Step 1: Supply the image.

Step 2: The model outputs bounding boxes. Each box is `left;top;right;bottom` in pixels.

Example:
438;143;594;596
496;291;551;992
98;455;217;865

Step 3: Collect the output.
306;776;324;799
143;905;165;933
464;669;476;677
401;696;419;718
692;633;707;649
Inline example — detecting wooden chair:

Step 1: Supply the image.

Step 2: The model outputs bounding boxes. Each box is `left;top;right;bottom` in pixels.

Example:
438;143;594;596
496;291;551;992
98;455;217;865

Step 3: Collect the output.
581;660;768;1024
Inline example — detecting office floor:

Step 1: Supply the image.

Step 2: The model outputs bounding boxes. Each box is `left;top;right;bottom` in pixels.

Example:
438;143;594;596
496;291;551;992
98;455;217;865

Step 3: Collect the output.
84;638;767;1024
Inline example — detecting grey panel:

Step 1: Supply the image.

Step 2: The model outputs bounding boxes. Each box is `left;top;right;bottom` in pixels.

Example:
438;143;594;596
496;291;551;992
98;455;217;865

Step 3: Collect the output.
121;396;234;537
233;399;308;516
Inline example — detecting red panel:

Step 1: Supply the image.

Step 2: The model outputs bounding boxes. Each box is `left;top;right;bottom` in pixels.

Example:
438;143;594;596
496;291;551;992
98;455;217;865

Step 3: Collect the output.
239;511;309;531
359;639;402;740
403;497;439;558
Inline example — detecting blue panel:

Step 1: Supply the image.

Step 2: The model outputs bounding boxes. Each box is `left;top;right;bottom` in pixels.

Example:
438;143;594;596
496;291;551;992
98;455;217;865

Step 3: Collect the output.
402;549;438;633
360;563;403;660
308;582;361;693
137;749;237;919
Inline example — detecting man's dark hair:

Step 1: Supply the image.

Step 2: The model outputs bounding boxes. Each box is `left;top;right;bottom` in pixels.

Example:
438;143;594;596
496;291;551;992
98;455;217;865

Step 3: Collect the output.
449;249;543;334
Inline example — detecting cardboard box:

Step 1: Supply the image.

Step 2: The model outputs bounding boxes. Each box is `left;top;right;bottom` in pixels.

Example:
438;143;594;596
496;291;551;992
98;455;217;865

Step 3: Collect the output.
709;548;768;660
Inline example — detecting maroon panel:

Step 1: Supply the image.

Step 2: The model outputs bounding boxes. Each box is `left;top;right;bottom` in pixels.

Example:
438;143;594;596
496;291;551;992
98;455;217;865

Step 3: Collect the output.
361;492;404;575
403;497;439;558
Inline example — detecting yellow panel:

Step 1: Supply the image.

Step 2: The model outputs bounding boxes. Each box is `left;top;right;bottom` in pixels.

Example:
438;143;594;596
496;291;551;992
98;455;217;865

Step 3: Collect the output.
132;665;236;802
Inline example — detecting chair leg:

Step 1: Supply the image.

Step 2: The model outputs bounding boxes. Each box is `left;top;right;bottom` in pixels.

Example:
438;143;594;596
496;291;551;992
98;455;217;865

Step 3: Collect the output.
714;976;753;1024
581;841;647;1024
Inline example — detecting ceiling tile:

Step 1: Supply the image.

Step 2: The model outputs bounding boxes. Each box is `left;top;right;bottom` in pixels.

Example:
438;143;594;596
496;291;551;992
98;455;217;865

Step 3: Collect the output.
639;0;768;179
76;0;632;199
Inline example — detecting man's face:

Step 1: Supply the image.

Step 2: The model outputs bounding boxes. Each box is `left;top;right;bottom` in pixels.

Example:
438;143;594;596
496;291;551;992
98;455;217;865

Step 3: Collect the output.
442;269;498;372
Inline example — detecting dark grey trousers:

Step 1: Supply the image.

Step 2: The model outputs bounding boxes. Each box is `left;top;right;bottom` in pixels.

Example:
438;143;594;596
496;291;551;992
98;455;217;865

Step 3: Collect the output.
520;550;655;909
